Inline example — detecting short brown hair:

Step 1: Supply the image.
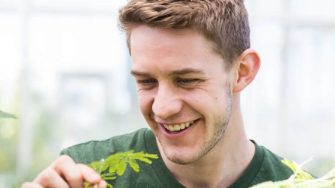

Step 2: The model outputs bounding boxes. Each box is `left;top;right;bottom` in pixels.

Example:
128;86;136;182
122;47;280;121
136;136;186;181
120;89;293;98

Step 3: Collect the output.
119;0;250;67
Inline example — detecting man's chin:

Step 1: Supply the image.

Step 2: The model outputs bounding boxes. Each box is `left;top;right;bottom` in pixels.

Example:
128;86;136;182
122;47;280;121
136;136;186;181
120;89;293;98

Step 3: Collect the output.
156;138;203;165
165;152;201;165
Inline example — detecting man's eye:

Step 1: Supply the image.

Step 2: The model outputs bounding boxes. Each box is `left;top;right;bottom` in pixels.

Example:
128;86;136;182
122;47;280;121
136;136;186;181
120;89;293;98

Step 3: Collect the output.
136;79;157;85
177;78;201;86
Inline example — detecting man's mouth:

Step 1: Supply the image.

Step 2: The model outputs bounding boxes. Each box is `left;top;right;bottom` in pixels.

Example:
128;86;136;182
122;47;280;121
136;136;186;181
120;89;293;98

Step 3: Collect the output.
161;120;197;133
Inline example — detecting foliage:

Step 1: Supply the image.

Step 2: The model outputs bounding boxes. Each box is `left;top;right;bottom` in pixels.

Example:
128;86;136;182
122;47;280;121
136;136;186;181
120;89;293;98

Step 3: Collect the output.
0;110;16;119
250;159;335;188
0;110;17;171
84;150;159;188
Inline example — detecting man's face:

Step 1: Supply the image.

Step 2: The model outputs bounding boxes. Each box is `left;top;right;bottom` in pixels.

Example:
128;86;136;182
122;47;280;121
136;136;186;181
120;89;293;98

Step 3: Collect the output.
130;25;234;164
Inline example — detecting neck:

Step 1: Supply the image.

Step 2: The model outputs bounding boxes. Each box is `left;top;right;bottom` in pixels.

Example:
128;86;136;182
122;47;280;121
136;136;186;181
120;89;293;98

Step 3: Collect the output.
159;95;255;188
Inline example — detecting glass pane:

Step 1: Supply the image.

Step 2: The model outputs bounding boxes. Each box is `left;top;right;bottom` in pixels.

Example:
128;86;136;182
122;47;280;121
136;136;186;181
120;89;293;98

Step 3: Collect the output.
286;28;335;117
29;14;127;71
32;0;127;12
0;12;20;187
246;0;284;18
283;27;335;164
0;13;21;110
243;23;285;146
59;74;109;147
0;0;18;8
28;13;132;139
290;0;335;22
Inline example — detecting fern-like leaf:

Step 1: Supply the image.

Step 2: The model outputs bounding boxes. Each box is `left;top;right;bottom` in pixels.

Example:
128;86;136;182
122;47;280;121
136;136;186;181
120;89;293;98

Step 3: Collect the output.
86;150;158;188
115;160;127;176
128;159;140;172
132;152;159;164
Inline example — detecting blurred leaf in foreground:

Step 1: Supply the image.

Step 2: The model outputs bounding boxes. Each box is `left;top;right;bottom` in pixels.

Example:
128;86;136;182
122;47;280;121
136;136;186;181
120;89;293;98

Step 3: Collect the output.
0;110;17;119
250;159;335;188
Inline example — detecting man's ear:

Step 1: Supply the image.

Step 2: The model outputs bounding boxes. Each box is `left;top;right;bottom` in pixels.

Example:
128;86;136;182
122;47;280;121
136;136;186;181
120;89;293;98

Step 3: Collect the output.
232;49;261;92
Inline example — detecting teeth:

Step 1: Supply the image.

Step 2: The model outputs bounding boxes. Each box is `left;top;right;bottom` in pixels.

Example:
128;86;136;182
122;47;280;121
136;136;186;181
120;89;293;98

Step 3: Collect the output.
163;120;194;132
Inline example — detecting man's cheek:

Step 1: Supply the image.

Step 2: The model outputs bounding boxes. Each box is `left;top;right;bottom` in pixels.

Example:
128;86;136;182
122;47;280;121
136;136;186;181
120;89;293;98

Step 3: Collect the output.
138;95;152;114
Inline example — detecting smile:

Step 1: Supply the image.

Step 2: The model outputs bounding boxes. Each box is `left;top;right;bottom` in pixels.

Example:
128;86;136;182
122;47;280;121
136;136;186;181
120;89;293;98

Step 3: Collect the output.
162;120;196;133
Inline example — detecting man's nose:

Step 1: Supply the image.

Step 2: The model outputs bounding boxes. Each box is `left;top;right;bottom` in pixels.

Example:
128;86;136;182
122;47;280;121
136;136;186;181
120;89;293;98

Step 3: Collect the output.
152;85;182;120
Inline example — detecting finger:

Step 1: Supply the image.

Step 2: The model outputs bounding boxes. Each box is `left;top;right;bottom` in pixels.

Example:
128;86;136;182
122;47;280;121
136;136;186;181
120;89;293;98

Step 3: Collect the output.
51;155;84;188
98;180;107;188
86;180;107;188
21;182;43;188
78;164;102;183
34;168;69;188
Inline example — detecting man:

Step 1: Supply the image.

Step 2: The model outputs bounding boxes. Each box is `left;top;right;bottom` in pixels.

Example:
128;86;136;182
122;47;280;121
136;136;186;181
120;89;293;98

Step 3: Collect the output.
22;0;301;187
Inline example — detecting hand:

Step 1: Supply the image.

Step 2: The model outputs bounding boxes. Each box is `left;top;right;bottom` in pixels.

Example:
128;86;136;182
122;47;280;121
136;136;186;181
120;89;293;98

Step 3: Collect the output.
21;155;107;188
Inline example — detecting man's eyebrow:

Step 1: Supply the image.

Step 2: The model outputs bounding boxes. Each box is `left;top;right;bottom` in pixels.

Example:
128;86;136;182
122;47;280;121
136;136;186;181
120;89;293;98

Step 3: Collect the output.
170;68;204;75
130;68;204;77
130;70;151;77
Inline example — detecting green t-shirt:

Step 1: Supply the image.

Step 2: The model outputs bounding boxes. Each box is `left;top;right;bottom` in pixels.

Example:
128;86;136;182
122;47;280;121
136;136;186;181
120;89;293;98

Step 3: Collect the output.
61;128;294;188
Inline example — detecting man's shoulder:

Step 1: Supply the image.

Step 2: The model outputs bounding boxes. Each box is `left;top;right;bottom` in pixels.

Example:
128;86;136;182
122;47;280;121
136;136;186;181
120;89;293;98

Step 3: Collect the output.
231;142;294;188
256;145;294;181
250;144;314;186
60;128;152;164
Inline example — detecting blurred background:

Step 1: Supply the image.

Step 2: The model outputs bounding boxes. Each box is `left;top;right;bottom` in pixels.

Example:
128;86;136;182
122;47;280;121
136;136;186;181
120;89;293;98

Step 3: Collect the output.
0;0;335;186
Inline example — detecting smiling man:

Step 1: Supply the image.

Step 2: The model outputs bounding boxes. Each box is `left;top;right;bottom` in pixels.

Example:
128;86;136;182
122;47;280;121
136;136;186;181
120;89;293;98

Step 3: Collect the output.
22;0;302;188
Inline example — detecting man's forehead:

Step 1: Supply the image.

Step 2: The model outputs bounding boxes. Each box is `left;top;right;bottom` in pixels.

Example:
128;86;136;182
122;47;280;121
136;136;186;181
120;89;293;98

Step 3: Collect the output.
129;25;210;49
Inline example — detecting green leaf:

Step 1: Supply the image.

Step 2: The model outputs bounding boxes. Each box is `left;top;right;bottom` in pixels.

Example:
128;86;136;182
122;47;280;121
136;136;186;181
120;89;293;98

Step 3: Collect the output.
101;173;116;180
135;157;152;164
0;110;17;119
89;161;102;172
128;159;140;172
86;150;159;188
133;152;158;164
144;153;159;159
115;160;127;176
